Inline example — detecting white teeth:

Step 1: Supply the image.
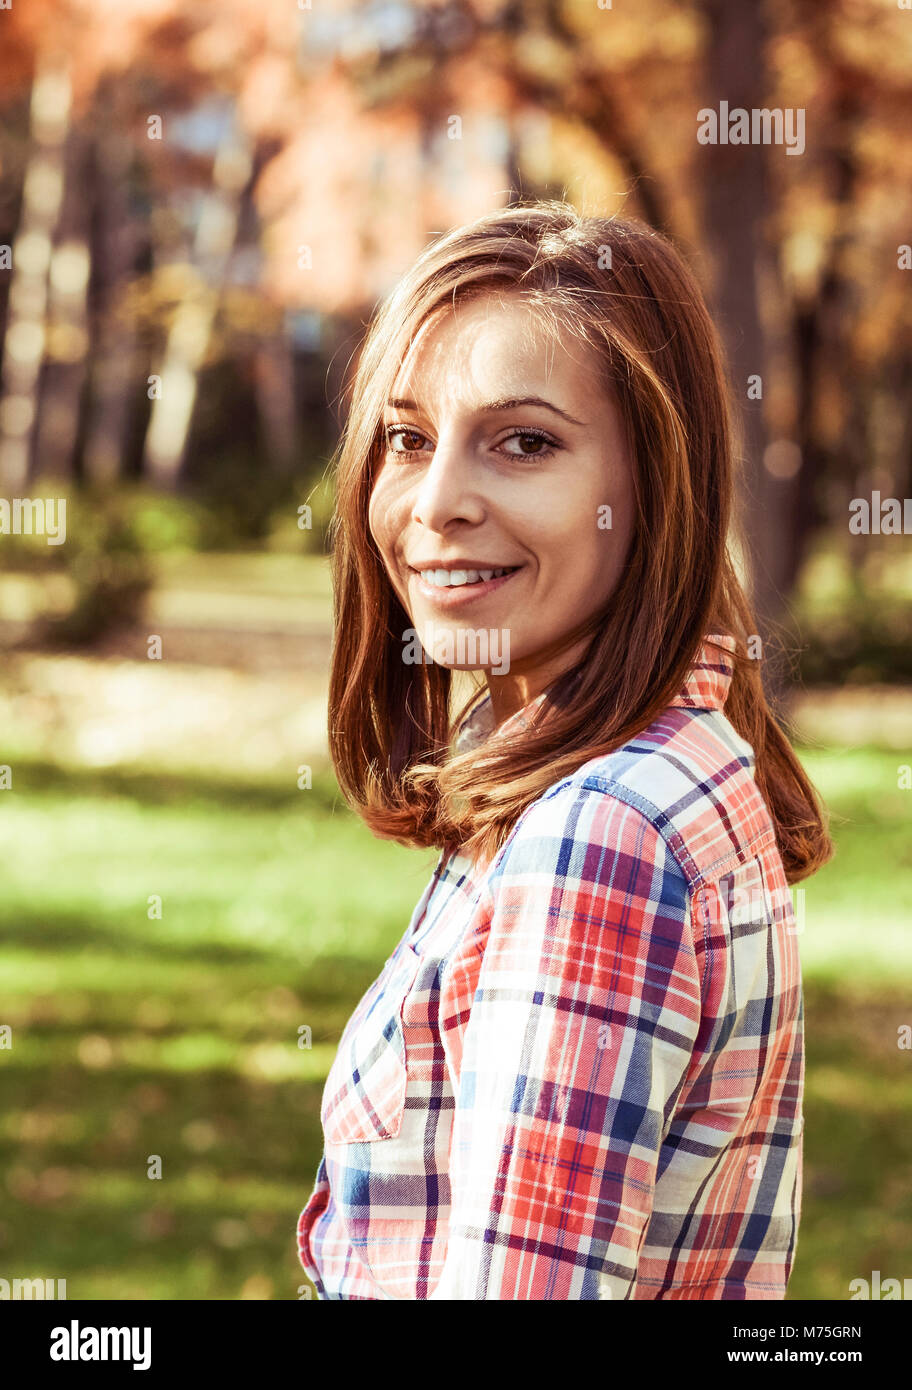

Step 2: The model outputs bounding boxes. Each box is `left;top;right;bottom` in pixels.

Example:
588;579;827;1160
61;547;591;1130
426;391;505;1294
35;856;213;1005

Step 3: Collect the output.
418;566;515;587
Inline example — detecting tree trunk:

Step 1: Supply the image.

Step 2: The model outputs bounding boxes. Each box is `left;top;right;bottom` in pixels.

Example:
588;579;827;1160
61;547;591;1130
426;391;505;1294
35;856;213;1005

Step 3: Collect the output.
142;120;253;489
0;54;72;492
82;104;144;486
697;0;790;655
32;123;91;481
253;332;297;475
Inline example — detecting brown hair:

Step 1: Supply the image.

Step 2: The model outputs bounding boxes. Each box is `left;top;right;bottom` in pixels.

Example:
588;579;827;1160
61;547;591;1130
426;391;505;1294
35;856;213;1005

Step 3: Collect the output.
327;200;833;885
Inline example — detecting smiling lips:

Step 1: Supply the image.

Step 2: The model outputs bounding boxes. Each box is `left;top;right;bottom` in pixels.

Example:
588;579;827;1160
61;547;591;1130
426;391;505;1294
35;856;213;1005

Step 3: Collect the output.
409;563;523;606
416;565;519;588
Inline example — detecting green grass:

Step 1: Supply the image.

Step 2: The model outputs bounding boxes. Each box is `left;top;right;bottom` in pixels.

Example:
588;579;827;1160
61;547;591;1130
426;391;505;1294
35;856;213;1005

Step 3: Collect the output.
0;760;436;1299
0;551;334;630
793;747;912;980
0;745;908;1298
782;747;912;1299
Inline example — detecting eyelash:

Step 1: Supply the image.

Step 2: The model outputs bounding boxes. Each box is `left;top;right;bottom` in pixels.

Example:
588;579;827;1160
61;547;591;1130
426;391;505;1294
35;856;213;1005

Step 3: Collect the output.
383;424;560;460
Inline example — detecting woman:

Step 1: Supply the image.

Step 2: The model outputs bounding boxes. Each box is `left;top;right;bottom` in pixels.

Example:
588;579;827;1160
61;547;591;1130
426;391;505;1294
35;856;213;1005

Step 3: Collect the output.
296;201;832;1300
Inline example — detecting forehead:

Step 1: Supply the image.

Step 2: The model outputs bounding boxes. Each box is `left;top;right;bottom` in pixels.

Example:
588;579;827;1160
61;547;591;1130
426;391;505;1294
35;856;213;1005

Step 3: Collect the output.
388;293;604;408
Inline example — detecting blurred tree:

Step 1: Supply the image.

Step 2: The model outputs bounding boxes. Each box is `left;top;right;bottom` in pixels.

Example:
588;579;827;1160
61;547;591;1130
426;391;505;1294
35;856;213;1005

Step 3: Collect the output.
0;52;73;492
81;80;150;487
311;0;912;643
0;0;910;661
142;115;255;489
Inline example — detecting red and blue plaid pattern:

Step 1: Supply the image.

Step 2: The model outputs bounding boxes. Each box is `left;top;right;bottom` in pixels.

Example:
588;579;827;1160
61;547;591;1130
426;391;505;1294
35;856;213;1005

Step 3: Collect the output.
297;635;805;1299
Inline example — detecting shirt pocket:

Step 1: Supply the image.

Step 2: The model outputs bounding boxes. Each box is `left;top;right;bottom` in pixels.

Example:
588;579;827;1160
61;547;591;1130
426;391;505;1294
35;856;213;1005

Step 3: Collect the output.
320;941;423;1145
719;854;772;928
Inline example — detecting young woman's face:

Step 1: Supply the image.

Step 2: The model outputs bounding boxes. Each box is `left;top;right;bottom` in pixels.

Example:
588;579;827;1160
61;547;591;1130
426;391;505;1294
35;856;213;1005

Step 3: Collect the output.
368;293;635;713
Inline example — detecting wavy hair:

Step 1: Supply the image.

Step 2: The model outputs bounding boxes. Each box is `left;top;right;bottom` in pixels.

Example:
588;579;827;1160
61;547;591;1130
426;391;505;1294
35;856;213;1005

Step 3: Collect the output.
326;200;833;884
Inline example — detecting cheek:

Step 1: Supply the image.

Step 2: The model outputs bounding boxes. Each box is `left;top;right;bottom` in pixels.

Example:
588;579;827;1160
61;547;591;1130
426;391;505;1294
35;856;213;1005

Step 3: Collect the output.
368;472;413;610
369;472;414;547
367;489;383;551
538;486;631;598
368;470;398;556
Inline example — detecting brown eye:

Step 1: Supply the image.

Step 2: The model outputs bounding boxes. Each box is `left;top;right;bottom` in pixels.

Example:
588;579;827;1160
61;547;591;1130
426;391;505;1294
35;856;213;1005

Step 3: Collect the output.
500;430;557;458
386;427;426;454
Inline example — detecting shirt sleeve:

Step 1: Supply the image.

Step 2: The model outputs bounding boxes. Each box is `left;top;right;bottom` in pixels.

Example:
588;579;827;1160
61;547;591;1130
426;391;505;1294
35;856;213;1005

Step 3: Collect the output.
431;782;703;1300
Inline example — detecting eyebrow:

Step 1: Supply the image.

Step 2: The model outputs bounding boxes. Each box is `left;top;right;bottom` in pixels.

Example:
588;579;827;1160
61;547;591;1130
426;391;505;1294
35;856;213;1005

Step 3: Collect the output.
385;395;588;427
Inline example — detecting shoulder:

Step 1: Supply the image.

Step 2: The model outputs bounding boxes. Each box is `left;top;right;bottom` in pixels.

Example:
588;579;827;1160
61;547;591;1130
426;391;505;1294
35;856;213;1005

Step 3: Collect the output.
482;775;690;939
488;701;775;895
473;766;700;995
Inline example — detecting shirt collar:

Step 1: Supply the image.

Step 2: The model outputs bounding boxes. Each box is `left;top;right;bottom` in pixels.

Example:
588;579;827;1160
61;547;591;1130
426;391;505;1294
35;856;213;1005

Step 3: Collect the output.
454;634;735;754
668;633;737;710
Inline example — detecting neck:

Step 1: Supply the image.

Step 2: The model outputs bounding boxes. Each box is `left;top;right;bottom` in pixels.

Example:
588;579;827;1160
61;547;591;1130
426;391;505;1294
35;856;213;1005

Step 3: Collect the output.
484;635;589;724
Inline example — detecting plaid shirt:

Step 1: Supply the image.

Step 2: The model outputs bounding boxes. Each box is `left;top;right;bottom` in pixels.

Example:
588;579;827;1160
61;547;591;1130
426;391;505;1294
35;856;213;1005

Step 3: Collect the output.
297;635;804;1299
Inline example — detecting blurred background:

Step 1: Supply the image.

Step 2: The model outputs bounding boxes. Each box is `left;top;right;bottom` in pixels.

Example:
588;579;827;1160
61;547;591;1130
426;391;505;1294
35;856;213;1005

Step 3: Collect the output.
0;0;910;1300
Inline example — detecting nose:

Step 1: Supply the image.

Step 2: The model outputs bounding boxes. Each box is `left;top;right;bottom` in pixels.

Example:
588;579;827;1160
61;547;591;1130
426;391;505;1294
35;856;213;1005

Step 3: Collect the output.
411;427;485;532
